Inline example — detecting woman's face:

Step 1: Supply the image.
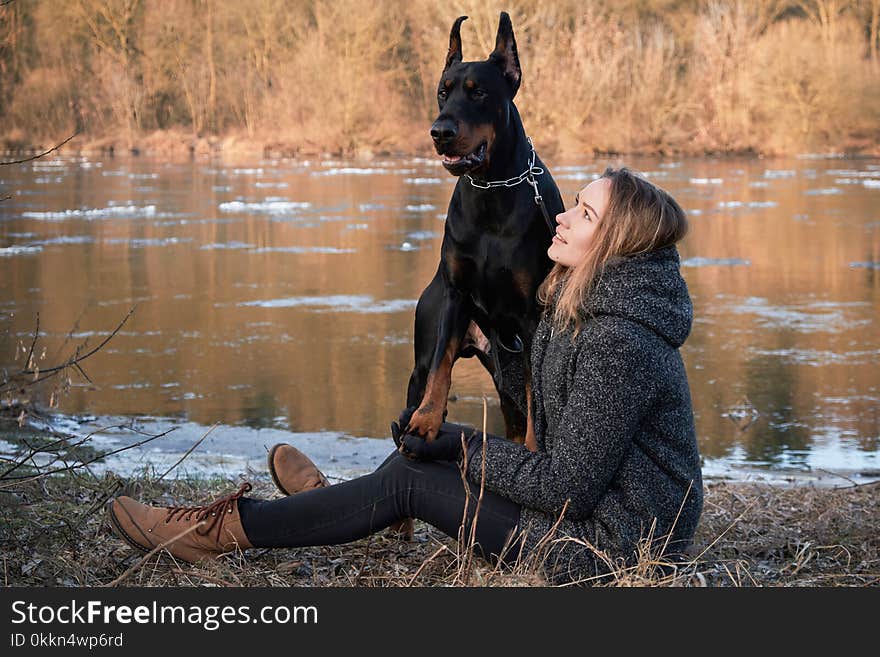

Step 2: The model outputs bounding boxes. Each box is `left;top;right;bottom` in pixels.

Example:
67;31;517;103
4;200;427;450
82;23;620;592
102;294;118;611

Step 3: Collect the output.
548;177;611;267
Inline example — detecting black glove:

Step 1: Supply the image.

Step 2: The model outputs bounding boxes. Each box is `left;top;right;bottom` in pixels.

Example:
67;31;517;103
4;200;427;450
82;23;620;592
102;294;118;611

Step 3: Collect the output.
390;406;418;449
402;422;476;463
390;406;474;461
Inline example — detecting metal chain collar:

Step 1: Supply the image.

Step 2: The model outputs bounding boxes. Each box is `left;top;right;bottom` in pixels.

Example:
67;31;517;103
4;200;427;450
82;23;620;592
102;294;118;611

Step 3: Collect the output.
464;136;556;235
464;136;544;193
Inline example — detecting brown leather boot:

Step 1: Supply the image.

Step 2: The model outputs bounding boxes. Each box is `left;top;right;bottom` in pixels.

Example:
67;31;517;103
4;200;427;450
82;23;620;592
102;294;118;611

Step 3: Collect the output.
107;482;254;563
267;444;330;496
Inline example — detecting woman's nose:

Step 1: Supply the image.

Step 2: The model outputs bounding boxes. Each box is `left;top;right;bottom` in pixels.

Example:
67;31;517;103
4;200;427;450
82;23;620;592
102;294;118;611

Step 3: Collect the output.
556;210;569;227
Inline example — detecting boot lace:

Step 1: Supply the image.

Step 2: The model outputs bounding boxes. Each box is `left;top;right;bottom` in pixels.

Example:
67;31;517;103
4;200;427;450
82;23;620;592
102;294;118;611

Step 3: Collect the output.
164;482;252;539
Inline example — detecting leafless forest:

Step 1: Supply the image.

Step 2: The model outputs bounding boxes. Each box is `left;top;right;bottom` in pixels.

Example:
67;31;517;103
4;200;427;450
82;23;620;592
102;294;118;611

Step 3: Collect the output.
1;0;879;156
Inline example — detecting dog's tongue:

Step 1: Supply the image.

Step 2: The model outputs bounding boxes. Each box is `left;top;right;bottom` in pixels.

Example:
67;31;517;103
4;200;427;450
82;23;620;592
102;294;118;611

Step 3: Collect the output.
443;155;462;163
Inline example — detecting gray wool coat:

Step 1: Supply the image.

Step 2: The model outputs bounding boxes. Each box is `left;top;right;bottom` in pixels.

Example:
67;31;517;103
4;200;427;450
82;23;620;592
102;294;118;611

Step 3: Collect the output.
464;245;703;584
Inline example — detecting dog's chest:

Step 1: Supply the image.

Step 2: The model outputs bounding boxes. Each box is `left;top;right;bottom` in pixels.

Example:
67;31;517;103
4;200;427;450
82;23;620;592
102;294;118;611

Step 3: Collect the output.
446;235;524;303
443;188;544;313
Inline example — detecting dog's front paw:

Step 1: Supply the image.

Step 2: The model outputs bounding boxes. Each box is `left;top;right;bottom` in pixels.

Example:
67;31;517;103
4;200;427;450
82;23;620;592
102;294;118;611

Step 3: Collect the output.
405;408;442;443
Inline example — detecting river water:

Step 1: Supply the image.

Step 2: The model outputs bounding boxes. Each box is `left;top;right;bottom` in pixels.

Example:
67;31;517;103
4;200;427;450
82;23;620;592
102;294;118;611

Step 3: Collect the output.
1;153;878;484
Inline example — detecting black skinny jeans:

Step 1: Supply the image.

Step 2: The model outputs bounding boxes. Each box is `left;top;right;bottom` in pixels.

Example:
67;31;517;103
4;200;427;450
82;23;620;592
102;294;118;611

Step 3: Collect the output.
238;449;523;565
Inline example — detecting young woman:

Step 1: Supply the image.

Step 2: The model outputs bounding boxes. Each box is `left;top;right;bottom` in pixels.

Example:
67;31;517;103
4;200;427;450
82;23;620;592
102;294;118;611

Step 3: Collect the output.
107;168;703;585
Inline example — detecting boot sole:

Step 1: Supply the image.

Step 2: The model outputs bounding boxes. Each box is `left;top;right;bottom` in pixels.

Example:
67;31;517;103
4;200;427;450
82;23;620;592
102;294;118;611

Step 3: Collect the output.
267;444;291;496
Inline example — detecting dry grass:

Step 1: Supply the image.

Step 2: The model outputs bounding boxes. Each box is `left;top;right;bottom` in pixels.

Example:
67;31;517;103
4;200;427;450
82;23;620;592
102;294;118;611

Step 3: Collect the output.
2;0;879;157
2;414;877;588
690;480;880;586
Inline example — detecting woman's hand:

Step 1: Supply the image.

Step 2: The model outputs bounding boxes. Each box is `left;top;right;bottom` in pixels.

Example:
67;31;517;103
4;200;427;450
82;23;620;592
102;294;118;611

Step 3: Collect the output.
390;406;418;449
398;427;468;462
391;407;474;462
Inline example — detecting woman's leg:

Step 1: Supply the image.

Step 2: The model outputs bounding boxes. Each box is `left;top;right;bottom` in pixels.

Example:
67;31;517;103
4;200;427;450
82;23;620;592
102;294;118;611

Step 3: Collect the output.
373;448;399;473
238;452;523;564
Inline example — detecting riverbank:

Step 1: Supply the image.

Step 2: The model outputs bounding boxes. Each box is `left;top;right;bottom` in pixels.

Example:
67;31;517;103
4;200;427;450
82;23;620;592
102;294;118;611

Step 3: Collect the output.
5;3;880;163
4;128;880;164
1;416;877;587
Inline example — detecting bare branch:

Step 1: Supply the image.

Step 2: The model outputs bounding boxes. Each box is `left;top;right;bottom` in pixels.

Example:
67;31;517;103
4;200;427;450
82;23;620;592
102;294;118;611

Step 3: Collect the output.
0;429;73;480
24;313;39;371
0;132;79;166
105;522;206;587
153;422;219;482
14;304;136;380
0;424;178;486
0;419;164;480
73;362;93;384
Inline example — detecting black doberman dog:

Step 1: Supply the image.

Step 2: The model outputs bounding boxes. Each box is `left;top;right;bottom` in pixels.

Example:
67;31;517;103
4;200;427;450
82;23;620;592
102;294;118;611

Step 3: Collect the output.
402;12;564;450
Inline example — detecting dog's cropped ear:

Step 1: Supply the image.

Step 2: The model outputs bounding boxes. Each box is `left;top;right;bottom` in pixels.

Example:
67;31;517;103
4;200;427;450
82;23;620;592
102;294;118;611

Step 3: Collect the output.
444;15;468;71
488;12;521;97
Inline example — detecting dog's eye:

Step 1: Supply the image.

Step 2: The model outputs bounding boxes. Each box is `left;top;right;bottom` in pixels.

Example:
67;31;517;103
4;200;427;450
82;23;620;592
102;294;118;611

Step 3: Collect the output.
438;89;448;100
472;89;487;100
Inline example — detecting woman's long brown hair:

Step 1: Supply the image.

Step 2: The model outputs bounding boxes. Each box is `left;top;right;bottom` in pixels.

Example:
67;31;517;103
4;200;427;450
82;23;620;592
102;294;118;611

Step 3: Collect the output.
536;167;688;339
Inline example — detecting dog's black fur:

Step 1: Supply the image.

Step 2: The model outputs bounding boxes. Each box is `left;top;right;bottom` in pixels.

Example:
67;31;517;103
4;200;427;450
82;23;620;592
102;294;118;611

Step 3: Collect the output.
403;13;564;449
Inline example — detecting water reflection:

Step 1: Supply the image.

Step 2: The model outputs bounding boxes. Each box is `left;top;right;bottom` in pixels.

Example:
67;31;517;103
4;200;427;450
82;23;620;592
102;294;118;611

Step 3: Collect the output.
1;154;878;479
240;386;286;431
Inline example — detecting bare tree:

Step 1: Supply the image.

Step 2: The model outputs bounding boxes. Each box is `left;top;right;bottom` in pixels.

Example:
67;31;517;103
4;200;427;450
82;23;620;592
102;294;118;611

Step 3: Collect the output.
797;0;856;60
73;0;144;148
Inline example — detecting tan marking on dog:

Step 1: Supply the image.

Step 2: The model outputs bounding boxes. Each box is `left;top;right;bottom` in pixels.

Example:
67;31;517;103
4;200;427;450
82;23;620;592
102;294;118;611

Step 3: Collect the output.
464;79;475;90
512;269;533;299
408;339;459;442
447;257;468;286
388;518;414;540
470;124;495;144
460;124;495;166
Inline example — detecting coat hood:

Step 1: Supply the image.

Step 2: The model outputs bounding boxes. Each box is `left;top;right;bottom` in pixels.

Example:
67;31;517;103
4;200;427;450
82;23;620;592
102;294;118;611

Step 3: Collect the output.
580;245;693;347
